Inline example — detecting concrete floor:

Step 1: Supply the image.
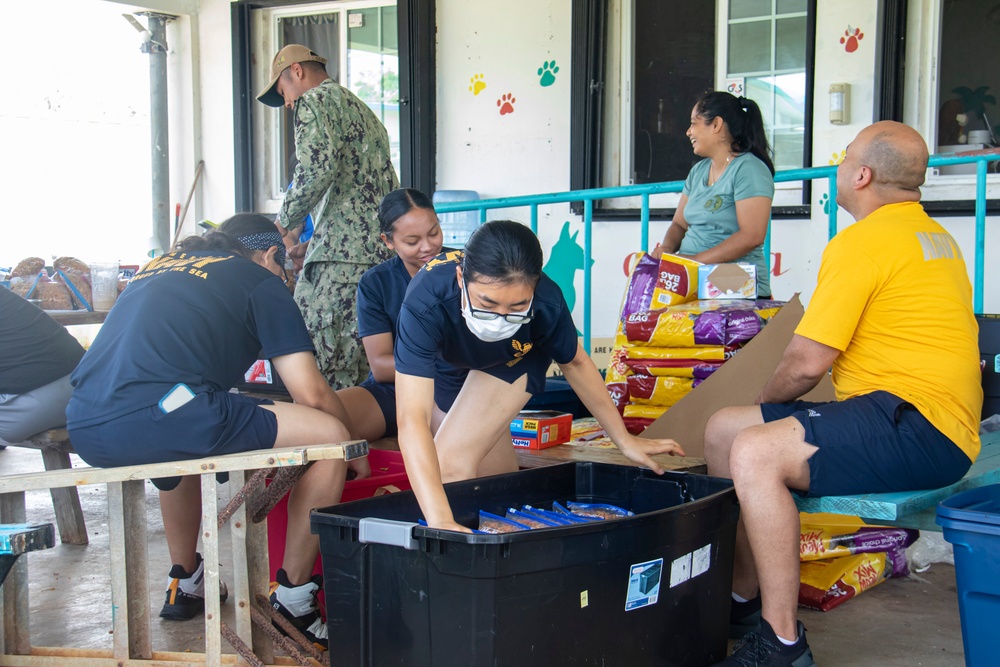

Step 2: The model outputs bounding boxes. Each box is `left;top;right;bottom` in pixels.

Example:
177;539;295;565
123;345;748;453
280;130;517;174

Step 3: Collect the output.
1;446;967;666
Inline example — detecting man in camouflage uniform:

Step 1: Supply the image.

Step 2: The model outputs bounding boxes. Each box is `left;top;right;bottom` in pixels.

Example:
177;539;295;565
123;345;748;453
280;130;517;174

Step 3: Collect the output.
258;44;398;388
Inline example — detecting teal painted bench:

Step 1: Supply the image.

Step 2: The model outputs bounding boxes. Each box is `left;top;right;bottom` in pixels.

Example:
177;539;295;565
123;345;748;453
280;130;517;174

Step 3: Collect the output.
0;522;55;586
795;430;1000;531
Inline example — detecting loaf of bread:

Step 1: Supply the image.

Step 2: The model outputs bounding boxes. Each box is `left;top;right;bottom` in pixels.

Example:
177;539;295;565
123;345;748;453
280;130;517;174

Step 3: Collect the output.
11;257;45;278
54;256;90;277
58;271;93;310
34;282;73;310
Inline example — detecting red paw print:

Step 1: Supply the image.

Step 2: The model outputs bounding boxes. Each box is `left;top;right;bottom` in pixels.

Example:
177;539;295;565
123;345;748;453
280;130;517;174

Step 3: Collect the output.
497;93;516;115
840;26;864;53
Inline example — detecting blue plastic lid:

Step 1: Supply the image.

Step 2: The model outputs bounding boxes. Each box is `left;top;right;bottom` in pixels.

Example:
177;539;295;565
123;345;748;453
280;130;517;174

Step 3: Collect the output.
936;484;1000;527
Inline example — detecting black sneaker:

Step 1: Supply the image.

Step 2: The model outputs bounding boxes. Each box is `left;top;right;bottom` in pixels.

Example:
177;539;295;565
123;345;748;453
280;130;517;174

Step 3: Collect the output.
159;553;229;621
268;568;328;651
715;618;817;667
730;593;762;639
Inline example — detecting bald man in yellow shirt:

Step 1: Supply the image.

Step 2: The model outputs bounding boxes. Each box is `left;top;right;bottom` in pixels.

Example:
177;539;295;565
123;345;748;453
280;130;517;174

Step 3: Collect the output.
704;121;983;667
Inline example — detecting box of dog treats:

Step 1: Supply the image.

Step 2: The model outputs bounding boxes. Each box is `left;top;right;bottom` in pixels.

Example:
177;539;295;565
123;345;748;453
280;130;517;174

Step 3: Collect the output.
510;410;573;449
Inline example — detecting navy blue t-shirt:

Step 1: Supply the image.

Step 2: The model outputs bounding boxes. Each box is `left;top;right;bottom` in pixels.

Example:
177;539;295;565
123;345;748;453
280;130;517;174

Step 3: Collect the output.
395;250;579;385
0;287;85;394
67;251;313;429
356;254;465;402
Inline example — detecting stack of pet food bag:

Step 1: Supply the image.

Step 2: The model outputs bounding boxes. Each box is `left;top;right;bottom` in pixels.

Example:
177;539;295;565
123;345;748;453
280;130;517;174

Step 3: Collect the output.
798;513;918;611
606;252;783;434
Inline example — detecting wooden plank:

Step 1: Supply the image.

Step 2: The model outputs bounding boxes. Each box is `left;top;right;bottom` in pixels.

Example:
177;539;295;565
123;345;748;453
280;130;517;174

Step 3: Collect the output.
796;432;1000;521
202;474;223;667
107;482;131;660
514;443;707;472
39;446;88;545
123;480;151;659
1;492;30;656
0;442;368;494
0;646;319;666
45;310;109;326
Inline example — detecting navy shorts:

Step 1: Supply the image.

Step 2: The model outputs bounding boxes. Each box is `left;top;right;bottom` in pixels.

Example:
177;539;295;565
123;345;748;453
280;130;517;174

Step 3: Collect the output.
760;390;972;497
69;391;278;491
360;377;398;437
435;351;552;413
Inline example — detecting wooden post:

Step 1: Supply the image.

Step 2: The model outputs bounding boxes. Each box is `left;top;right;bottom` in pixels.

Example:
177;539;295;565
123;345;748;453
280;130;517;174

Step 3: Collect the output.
39;445;88;545
0;491;29;655
229;470;274;665
202;473;222;667
123;479;151;658
107;481;131;660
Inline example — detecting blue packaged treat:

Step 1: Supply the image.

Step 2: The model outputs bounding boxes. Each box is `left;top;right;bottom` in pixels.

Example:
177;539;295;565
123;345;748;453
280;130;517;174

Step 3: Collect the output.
479;510;531;534
522;505;587;525
506;508;560;529
567;501;634;520
549;501;599;523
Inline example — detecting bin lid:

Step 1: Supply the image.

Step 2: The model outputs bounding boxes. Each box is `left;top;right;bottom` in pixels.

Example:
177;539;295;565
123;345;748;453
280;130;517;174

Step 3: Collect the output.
936;484;1000;527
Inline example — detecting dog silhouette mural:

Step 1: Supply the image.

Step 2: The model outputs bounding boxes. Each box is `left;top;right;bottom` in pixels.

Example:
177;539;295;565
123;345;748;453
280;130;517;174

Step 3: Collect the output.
543;222;594;336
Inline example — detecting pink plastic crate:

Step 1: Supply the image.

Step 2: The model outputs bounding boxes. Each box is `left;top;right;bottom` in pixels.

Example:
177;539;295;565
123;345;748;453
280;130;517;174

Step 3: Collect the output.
267;450;411;593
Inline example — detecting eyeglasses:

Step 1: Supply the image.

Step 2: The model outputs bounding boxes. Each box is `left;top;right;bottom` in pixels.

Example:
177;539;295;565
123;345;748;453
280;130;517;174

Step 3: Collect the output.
463;277;533;324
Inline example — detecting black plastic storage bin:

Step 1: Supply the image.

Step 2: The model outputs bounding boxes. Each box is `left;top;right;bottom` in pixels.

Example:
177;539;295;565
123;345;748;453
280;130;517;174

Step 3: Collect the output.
312;462;738;666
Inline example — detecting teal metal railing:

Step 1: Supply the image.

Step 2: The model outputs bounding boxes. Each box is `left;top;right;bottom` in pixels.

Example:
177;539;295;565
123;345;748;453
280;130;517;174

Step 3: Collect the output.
435;153;1000;351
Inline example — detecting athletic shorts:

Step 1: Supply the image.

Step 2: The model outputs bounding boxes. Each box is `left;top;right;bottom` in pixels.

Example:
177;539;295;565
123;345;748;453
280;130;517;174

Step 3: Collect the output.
360;377;398;437
760;390;972;497
434;351;552;413
69;391;278;491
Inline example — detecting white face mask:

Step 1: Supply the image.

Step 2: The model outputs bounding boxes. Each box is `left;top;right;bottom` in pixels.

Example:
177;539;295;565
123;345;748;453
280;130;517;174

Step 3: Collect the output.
461;287;531;343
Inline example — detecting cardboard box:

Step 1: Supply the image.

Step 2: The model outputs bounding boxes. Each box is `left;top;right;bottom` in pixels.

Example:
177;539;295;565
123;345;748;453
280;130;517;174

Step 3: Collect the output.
698;263;757;299
510;410;573;449
640;295;834;458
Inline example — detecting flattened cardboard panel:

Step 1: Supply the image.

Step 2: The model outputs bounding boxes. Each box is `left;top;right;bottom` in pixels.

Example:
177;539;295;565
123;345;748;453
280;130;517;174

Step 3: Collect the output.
640;294;835;458
708;264;754;293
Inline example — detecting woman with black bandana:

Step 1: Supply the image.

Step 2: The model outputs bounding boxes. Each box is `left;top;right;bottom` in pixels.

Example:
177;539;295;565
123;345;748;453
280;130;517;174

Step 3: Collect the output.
67;213;358;649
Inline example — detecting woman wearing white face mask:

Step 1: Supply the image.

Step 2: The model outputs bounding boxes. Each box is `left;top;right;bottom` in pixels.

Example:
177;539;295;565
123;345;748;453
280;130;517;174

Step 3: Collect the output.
394;220;686;532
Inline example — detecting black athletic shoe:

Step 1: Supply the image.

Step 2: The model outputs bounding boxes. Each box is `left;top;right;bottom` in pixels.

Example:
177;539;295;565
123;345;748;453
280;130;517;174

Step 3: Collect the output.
716;618;817;667
730;593;763;639
159;553;229;621
268;568;328;650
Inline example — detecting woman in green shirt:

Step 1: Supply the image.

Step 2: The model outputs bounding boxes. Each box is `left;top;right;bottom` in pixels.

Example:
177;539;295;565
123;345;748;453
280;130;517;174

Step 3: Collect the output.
653;91;776;297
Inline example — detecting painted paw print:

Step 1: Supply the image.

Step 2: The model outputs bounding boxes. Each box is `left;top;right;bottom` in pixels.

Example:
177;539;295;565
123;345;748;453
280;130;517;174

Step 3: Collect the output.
819;193;831;215
468;73;486;96
840;26;864;53
538;60;559;87
497;93;516;115
828;150;845;166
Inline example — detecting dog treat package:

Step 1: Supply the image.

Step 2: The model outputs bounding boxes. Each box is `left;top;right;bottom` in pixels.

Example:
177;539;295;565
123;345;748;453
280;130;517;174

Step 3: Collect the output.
626;374;701;407
623;300;783;348
622;357;724;379
566;502;634;520
620;252;702;319
623;403;669;421
478;511;530;534
799;547;909;612
799;523;919;562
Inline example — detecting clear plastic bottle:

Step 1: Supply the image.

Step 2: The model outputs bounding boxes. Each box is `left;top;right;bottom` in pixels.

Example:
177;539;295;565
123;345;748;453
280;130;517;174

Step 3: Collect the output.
432;190;481;248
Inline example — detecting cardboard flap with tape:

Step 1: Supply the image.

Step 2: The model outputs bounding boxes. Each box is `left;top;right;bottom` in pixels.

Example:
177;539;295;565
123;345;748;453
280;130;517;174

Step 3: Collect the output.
640;294;835;457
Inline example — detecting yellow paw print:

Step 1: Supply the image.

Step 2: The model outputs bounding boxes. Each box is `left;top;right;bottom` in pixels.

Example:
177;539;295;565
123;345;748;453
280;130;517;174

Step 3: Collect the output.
468;73;486;96
828;150;846;166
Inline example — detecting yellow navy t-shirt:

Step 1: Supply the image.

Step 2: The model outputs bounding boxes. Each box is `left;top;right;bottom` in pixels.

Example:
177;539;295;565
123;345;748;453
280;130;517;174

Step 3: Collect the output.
796;202;982;461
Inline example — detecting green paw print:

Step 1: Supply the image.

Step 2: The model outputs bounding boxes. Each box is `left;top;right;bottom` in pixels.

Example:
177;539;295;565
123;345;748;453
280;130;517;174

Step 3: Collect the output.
820;193;831;215
538;60;559;87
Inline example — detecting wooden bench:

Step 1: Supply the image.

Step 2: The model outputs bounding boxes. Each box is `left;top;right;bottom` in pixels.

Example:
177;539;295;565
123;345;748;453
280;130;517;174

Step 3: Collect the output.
0;440;367;667
0;428;88;546
795;430;1000;530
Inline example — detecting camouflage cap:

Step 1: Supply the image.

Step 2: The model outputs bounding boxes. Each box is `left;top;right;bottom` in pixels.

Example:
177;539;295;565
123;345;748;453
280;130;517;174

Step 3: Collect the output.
256;44;328;107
